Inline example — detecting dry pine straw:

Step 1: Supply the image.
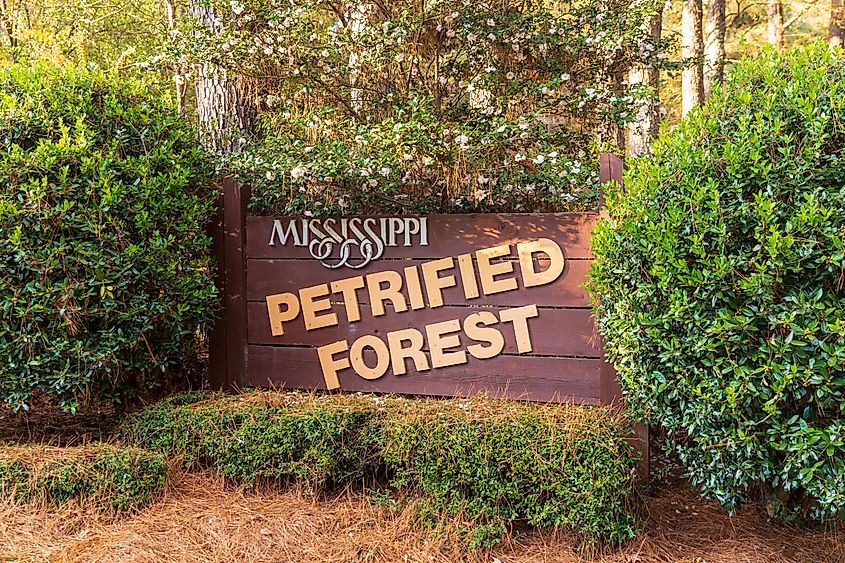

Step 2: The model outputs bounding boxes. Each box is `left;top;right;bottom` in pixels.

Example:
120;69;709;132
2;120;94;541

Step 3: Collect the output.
0;470;841;563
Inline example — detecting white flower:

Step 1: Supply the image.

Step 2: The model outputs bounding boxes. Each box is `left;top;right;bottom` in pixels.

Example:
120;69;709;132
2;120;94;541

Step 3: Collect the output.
533;155;545;165
518;122;529;130
446;29;456;38
394;53;405;63
506;72;515;80
548;151;558;158
231;1;244;15
467;33;477;42
380;167;391;176
514;153;526;162
265;171;275;180
422;156;434;166
484;66;496;73
291;166;306;179
487;33;496;41
455;134;468;145
496;125;507;133
304;210;314;217
487;18;495;26
337;197;347;208
368;179;378;187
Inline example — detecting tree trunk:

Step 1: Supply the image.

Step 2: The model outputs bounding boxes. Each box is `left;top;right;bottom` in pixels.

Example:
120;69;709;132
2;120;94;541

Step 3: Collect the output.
831;0;845;46
703;0;726;98
768;0;784;49
682;0;704;116
627;7;663;156
190;1;255;154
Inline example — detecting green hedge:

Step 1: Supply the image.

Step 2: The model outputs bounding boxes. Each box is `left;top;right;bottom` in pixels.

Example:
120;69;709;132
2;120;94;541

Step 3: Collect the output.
0;65;217;412
380;398;639;548
589;43;845;521
121;392;383;488
0;444;167;511
121;391;640;547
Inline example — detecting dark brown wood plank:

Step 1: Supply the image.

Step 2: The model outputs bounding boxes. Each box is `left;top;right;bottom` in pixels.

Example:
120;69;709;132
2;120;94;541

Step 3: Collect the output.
222;178;249;390
247;303;601;357
246;345;602;403
246;213;599;260
246;258;592;307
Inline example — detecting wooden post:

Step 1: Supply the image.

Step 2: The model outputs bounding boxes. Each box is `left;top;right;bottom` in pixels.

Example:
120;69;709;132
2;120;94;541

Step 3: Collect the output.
207;178;249;391
597;153;649;482
207;188;227;390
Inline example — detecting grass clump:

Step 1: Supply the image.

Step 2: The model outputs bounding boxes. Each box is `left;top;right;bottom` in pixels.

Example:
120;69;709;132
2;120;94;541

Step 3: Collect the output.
121;391;640;547
0;444;167;511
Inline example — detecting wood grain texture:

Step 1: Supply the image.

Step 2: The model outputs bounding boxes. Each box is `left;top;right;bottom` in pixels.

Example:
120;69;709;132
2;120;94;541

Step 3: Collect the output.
247;345;603;403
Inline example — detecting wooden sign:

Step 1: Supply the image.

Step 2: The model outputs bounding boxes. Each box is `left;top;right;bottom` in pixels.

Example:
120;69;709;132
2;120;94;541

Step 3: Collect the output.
207;154;626;405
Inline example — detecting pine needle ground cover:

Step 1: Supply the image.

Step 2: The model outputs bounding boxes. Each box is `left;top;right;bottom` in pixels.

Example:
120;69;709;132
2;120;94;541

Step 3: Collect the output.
120;391;641;547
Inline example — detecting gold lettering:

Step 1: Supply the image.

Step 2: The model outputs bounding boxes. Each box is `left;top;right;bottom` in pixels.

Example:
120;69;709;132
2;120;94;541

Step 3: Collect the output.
265;292;300;337
366;270;408;317
421;257;457;308
457;253;480;299
349;335;390;380
517;239;565;288
499;304;539;353
330;276;365;323
386;328;430;375
404;265;426;310
317;340;350;389
464;312;505;359
426;319;467;368
300;284;339;330
476;244;518;295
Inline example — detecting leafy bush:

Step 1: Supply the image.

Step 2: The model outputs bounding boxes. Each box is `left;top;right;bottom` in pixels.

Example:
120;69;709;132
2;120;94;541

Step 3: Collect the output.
0;65;217;412
122;391;640;547
590;43;845;521
380;397;639;547
0;444;167;510
121;391;384;487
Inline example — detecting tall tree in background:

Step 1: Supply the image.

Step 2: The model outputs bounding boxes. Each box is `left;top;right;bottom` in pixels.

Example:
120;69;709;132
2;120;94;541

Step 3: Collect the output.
704;0;725;97
190;0;254;153
831;0;845;45
682;0;704;115
768;0;785;48
628;4;663;155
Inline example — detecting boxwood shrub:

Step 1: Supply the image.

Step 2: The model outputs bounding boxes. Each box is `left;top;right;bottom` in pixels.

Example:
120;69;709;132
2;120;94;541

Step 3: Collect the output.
121;391;384;488
590;43;845;521
380;397;639;548
0;65;217;412
122;391;640;547
0;444;167;511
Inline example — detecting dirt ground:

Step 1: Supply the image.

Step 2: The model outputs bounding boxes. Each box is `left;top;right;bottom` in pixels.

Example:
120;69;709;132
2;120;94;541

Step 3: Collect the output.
1;406;843;563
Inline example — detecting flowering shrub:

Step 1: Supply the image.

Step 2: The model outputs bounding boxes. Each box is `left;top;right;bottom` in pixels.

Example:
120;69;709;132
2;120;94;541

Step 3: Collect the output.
178;0;666;214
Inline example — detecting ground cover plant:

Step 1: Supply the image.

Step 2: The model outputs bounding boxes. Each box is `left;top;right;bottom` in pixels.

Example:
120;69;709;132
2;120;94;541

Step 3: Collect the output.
0;65;218;412
121;391;640;547
590;43;845;521
0;443;167;511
